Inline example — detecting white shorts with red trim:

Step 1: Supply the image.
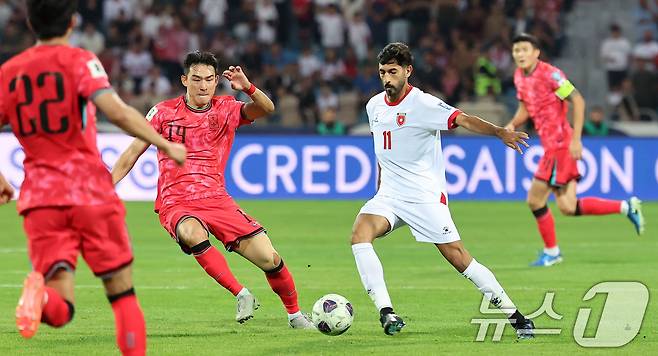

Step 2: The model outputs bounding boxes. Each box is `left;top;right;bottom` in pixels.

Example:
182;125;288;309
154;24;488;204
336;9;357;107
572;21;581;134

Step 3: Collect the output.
358;194;461;244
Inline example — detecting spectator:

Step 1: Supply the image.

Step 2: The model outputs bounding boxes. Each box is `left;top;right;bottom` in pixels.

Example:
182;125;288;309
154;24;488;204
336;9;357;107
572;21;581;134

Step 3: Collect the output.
255;0;279;45
316;83;339;113
600;24;632;91
634;0;658;41
632;30;658;70
123;42;154;95
140;66;172;97
316;107;346;135
630;59;658;116
583;107;610;136
387;1;409;44
298;46;321;78
321;48;347;87
103;0;133;25
347;12;371;62
78;22;105;55
200;0;228;36
316;4;345;49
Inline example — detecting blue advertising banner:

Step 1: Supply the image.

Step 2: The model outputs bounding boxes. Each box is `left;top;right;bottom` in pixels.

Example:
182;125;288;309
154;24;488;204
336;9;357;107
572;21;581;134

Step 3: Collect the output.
1;133;656;201
225;136;657;201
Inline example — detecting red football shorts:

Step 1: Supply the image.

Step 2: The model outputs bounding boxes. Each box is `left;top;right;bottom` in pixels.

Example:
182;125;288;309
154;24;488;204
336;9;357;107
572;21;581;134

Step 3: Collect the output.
534;148;581;187
23;203;133;280
158;196;265;253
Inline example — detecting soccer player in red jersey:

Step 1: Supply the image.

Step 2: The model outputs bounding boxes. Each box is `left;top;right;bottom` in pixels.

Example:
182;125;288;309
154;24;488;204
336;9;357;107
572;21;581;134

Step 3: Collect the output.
505;33;645;267
0;1;186;354
111;51;315;329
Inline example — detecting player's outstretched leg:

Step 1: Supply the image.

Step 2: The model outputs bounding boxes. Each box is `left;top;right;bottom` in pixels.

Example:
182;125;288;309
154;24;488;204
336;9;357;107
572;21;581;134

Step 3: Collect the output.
556;181;645;235
436;242;535;339
574;196;644;235
177;218;257;322
351;214;404;335
104;266;146;356
235;233;314;329
16;269;76;339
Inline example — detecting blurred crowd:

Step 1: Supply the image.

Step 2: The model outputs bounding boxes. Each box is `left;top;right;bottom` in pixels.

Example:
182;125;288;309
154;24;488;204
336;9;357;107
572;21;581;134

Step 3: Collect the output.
599;0;658;125
0;0;574;134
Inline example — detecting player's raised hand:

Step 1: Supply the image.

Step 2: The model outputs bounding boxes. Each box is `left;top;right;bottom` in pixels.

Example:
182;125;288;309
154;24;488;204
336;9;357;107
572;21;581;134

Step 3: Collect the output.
0;175;14;205
164;143;187;166
569;138;582;160
222;66;250;91
498;128;529;154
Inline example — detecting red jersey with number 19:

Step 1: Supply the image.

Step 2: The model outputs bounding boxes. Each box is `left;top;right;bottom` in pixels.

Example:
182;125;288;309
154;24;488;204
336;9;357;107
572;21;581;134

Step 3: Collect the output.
146;95;252;213
0;45;117;214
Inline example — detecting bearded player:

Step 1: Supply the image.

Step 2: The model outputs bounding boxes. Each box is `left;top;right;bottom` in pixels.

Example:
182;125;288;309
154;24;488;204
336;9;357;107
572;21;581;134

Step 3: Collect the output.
351;42;535;338
505;33;645;267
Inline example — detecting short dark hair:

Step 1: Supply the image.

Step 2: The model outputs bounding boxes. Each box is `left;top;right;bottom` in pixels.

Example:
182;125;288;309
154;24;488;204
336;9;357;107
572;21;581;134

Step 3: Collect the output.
512;33;540;49
183;51;219;75
27;0;78;40
377;42;414;67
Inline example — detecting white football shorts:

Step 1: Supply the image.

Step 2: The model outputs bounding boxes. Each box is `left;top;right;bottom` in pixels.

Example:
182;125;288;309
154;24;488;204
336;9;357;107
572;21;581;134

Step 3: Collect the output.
358;194;461;244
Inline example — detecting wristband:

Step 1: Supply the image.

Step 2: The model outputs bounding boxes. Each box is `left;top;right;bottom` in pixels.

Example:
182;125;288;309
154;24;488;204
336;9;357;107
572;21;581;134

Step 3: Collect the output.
243;83;256;96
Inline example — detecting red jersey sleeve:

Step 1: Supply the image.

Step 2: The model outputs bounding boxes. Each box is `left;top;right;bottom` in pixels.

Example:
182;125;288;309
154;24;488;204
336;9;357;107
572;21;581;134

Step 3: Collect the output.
221;97;251;130
145;105;163;132
77;50;111;99
545;65;575;100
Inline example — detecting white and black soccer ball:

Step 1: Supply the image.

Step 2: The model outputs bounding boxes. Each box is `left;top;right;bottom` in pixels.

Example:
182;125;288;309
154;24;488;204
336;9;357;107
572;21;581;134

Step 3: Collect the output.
311;294;354;336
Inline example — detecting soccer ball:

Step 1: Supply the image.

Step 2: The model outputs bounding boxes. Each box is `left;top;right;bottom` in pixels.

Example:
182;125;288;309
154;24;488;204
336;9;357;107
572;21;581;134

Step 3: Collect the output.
311;294;354;336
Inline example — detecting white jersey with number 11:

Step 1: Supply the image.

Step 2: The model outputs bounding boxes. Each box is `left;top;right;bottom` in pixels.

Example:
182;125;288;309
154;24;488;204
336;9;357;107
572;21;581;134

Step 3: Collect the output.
366;85;461;203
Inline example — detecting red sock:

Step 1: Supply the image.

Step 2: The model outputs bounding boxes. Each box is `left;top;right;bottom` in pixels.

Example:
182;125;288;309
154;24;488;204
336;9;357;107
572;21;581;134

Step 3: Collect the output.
265;262;300;314
533;206;557;248
110;292;146;356
193;243;243;296
42;287;73;327
577;197;622;215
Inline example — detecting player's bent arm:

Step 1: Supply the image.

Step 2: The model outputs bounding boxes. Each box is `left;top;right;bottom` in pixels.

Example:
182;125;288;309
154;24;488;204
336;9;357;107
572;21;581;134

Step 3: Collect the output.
93;91;186;165
111;139;150;185
241;87;275;121
455;113;529;154
565;90;586;140
505;101;530;130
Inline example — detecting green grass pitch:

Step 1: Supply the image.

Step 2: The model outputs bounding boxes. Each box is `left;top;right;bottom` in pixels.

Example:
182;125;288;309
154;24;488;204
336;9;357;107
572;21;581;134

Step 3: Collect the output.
0;200;656;355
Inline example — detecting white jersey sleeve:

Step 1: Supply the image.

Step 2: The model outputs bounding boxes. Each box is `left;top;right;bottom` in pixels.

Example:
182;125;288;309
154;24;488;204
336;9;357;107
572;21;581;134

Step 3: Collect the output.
415;92;461;131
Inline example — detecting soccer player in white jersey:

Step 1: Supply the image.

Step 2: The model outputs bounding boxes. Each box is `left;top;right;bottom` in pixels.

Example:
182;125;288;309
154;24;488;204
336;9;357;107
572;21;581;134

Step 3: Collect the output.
351;43;535;338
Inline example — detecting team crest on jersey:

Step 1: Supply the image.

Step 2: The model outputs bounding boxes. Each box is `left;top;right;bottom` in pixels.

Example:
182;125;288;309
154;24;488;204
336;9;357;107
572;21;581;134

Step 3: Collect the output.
208;114;219;129
396;113;406;126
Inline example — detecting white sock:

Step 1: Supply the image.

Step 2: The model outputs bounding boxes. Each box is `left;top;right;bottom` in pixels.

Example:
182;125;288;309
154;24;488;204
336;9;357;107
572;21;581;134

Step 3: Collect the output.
236;287;251;298
462;259;517;317
287;311;302;320
352;243;393;312
544;246;560;256
620;200;629;215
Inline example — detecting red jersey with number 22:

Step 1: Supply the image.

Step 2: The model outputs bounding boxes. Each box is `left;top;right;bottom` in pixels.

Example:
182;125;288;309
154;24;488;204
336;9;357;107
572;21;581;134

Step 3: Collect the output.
0;45;117;214
147;95;252;213
514;61;574;151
